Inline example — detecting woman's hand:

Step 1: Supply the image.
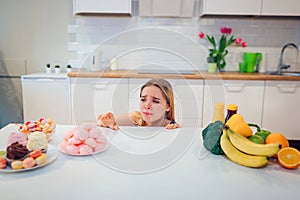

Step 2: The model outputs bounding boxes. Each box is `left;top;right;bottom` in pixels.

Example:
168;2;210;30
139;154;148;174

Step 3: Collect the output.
97;112;119;130
165;122;181;129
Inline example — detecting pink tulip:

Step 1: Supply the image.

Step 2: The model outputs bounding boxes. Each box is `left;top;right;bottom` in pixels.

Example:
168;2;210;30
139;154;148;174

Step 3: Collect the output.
235;37;242;45
220;27;227;34
198;32;205;39
242;41;247;47
227;28;232;34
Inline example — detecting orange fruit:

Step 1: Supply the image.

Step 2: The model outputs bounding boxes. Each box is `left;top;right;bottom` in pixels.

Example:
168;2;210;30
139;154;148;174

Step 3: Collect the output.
265;132;289;149
277;147;300;169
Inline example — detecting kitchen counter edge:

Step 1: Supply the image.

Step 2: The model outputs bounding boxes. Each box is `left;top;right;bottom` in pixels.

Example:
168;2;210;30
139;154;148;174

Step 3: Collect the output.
67;70;300;81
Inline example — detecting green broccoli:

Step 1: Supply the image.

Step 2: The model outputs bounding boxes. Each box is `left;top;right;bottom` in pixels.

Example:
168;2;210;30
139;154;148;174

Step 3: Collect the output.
202;120;224;155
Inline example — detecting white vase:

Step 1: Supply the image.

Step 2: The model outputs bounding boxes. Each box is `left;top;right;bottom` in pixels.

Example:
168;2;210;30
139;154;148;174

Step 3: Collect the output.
55;68;61;74
207;63;217;73
46;68;52;73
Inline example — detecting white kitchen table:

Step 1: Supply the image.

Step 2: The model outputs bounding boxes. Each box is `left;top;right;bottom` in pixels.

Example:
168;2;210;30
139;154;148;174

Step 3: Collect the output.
0;124;299;200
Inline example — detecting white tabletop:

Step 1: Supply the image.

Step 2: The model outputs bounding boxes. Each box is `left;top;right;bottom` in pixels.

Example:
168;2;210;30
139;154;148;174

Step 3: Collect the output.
0;124;299;200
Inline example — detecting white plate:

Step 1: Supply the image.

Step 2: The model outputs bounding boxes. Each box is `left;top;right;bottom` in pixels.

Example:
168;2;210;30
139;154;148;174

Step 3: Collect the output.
59;143;109;156
0;144;58;173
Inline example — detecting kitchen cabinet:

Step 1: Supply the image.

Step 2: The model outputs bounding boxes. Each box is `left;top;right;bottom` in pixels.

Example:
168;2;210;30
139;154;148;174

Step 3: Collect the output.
70;77;128;124
199;0;300;16
199;0;261;16
21;74;71;124
139;0;195;17
73;0;132;15
129;78;204;127
261;0;300;16
202;80;264;127
262;81;300;139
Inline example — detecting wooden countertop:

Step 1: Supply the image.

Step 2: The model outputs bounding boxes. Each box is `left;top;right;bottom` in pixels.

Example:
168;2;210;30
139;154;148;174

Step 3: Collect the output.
67;70;300;81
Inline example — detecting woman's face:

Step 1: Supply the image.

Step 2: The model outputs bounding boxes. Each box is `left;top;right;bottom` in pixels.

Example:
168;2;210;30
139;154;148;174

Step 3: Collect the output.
140;85;170;125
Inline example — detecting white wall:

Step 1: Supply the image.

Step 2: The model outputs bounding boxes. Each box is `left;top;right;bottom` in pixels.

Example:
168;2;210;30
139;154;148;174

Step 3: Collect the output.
69;1;300;72
0;0;299;73
0;0;73;73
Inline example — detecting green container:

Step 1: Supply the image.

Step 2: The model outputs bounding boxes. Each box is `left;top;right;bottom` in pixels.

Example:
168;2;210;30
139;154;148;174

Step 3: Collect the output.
244;52;262;73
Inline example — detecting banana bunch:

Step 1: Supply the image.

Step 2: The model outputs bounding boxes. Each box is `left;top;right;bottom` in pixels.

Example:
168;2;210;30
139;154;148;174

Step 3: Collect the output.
220;127;280;168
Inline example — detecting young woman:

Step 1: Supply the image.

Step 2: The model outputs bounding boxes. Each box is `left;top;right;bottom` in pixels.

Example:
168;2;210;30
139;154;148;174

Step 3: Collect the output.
97;79;181;130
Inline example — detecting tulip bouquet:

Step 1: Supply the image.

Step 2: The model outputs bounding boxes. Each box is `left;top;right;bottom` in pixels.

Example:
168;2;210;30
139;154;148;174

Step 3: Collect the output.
198;27;247;70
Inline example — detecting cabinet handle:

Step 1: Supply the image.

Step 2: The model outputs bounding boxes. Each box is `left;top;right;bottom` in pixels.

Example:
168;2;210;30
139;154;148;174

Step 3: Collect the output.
276;84;298;93
89;82;109;90
224;84;245;92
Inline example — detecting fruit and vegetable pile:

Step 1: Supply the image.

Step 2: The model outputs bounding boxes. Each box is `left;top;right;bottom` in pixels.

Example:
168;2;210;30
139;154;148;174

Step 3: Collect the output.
202;113;300;169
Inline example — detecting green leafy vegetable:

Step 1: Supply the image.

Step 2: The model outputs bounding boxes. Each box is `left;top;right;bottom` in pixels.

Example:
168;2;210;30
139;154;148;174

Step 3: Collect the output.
202;121;224;155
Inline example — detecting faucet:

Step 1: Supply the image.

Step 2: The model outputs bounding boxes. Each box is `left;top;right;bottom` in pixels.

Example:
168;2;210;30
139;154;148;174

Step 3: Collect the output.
277;43;299;74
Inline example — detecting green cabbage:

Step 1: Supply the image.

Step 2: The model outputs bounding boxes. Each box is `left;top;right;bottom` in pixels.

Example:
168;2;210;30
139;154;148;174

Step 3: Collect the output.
202;121;224;155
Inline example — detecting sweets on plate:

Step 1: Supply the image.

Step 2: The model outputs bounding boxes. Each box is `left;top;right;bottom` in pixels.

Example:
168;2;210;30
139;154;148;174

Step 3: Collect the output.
3;153;48;170
26;132;48;151
22;157;35;169
11;160;23;170
0;158;7;169
60;122;107;155
6;142;30;160
7;132;27;147
18;118;56;139
29;149;42;159
1;130;49;170
35;154;47;165
0;150;5;158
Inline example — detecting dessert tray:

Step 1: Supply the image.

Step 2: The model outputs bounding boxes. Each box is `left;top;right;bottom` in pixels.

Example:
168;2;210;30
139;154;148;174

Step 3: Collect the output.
59;143;109;156
0;144;58;173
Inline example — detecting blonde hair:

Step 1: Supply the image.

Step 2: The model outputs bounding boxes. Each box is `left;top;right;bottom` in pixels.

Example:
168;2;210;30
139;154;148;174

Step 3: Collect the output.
140;79;175;122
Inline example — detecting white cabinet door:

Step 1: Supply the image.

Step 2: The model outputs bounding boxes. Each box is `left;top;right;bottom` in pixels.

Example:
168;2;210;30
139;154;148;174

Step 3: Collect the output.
200;0;261;16
22;76;71;124
129;78;203;127
262;81;300;139
262;0;300;16
71;78;128;124
139;0;194;17
203;80;264;127
73;0;132;14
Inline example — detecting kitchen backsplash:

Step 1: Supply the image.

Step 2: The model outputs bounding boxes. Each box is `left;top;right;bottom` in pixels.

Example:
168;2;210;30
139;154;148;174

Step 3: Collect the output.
68;0;300;72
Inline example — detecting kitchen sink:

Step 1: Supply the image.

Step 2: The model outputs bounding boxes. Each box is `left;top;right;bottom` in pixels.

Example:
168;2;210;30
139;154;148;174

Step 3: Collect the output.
266;71;300;76
280;72;300;76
